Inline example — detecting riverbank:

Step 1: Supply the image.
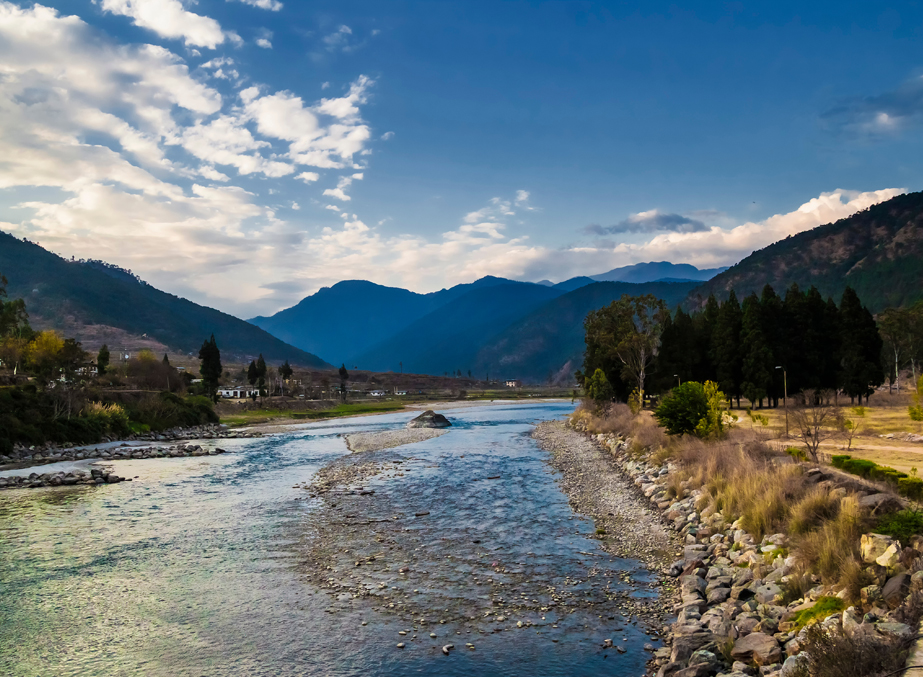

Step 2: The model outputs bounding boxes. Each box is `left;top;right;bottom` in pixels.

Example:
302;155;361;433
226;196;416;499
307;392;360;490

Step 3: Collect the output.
567;406;923;677
0;423;258;471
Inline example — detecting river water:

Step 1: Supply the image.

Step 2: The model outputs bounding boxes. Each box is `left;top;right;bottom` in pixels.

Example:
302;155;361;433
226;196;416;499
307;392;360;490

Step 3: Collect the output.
0;401;663;676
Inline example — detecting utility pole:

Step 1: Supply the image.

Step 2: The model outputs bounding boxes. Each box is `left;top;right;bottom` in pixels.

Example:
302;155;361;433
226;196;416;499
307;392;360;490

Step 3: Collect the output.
674;374;680;387
775;366;788;437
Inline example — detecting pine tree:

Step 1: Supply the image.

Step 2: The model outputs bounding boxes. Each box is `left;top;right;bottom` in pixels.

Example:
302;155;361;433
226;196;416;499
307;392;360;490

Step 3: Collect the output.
759;285;785;406
256;354;267;396
198;334;222;401
338;363;349;401
712;290;743;407
740;293;772;407
162;353;170;366
97;344;110;375
838;287;884;403
247;360;258;385
279;360;293;380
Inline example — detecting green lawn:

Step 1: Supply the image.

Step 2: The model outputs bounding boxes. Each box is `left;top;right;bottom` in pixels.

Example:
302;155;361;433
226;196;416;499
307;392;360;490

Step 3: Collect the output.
221;401;406;427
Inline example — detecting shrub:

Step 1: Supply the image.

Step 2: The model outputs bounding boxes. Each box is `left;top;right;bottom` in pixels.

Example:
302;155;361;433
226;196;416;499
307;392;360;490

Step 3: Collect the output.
876;510;923;544
654;381;708;435
790;596;846;630
786;619;915;677
789;486;841;535
584;369;614;406
786;446;808;462
898;477;923;501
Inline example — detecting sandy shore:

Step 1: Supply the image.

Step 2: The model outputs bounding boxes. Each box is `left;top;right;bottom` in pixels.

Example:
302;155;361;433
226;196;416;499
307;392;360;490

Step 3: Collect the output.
345;428;448;452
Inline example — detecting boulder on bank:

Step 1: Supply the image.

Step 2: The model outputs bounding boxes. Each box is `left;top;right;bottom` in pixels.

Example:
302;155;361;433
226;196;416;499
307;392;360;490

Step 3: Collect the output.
406;410;451;429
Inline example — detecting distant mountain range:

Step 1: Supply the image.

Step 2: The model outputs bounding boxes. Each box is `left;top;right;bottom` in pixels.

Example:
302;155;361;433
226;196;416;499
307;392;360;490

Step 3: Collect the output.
689;190;923;313
250;273;709;381
0;231;329;367
9;188;918;383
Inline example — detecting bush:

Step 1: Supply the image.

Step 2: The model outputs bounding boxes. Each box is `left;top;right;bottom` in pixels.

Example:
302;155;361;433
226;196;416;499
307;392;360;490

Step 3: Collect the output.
790;596;846;630
786;619;915;677
898;477;923;501
654;381;708;435
876;510;923;544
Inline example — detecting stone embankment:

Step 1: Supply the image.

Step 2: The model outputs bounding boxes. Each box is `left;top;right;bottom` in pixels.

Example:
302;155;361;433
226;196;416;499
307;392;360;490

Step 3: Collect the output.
0;467;130;489
0;424;258;467
568;420;923;677
0;444;231;491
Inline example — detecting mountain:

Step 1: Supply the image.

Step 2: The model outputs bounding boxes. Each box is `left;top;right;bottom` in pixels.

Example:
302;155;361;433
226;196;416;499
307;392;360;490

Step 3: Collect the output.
249;276;518;364
591;261;727;284
0;231;329;367
687;190;923;312
553;276;597;292
472;280;700;383
349;281;565;374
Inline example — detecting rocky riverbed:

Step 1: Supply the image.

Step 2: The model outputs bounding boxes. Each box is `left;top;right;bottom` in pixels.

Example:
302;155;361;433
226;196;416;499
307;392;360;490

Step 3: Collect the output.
292;413;677;663
345;428;449;453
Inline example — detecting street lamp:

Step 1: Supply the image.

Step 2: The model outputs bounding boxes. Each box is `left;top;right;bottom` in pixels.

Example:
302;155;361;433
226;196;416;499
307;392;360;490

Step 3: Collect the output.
674;374;681;387
775;366;788;437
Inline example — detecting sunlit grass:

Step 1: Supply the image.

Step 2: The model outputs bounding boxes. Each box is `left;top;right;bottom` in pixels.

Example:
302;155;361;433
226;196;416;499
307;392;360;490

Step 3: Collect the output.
221;401;406;427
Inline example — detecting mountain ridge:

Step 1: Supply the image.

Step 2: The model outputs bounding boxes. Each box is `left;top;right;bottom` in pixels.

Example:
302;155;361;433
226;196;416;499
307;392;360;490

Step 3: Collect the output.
687;190;923;312
0;231;330;367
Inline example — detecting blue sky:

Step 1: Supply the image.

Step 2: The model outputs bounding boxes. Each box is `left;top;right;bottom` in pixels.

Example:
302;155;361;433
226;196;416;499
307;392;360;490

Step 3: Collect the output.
0;1;919;316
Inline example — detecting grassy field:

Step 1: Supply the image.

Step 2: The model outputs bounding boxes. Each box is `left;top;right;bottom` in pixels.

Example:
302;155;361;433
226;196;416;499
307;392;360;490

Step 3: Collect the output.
220;401;406;427
727;391;923;474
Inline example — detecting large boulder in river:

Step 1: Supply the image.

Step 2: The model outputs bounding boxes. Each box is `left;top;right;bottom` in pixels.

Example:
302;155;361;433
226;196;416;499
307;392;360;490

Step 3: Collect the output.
406;410;452;429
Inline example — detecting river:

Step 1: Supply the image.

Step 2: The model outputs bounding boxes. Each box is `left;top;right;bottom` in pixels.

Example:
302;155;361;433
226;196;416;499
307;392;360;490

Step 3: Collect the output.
0;401;664;676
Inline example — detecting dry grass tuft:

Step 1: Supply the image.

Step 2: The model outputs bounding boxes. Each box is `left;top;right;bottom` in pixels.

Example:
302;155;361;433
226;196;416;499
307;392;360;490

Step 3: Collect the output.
793;496;865;584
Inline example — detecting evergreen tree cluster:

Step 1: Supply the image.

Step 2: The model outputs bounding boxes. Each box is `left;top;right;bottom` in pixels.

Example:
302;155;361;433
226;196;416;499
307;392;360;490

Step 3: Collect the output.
654;285;883;405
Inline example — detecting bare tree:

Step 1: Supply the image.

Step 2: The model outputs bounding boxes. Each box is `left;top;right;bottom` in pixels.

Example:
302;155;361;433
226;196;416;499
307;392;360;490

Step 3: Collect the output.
791;389;842;463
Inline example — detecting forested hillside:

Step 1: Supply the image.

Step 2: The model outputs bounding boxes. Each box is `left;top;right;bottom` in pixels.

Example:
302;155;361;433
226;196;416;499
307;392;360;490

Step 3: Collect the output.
0;231;329;366
688;190;923;312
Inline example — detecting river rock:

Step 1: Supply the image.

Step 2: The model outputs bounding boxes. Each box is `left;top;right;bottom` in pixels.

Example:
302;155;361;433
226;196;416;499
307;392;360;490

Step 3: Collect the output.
882;573;910;608
859;494;902;515
406;410;452;429
730;632;781;665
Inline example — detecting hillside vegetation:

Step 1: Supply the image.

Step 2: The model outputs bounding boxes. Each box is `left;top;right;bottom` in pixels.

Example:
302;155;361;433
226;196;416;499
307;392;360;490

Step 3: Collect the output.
689;190;923;312
0;231;329;366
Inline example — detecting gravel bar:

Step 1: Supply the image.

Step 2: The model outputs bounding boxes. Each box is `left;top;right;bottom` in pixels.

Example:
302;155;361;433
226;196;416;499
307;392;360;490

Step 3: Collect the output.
345;428;448;453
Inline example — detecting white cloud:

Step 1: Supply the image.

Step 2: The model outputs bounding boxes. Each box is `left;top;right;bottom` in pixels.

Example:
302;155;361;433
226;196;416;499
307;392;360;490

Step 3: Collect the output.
292;202;300;210
255;28;273;49
100;0;228;48
233;0;283;11
321;82;331;90
380;131;395;140
296;172;320;183
323;25;353;52
322;173;363;201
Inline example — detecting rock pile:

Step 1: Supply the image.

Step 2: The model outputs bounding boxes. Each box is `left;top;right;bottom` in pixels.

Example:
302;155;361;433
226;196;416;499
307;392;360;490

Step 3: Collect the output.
406;410;452;429
0;468;129;490
573;424;923;677
1;424;254;466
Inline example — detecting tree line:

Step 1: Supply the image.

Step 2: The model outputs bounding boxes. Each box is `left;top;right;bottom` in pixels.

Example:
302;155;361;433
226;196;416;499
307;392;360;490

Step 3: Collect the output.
580;283;887;407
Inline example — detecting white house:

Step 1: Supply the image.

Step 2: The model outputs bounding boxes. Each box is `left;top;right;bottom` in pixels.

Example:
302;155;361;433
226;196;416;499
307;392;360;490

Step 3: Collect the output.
369;389;386;397
505;379;522;388
218;386;260;399
394;389;408;396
